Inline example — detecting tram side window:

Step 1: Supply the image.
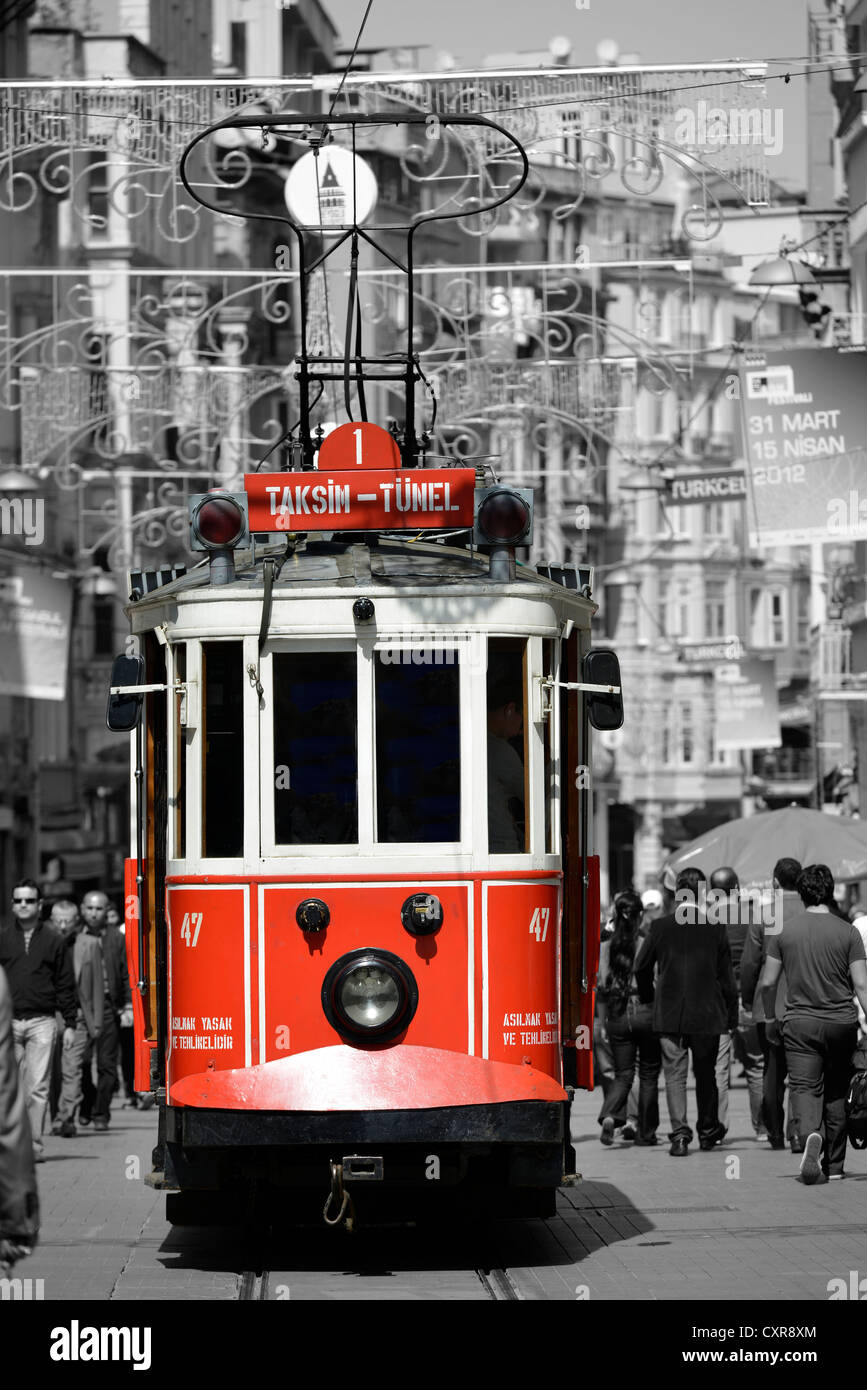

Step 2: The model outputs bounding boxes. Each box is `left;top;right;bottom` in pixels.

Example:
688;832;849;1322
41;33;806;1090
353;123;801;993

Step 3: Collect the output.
487;639;528;854
202;642;244;858
375;653;460;843
273;652;358;844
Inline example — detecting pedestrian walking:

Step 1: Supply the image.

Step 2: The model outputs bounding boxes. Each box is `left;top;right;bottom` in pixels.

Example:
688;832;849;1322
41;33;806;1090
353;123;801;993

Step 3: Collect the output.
709;867;765;1140
641;887;665;924
0;880;77;1162
740;857;801;1151
78;891;132;1131
51;902;103;1138
596;891;661;1146
110;899;138;1107
635;866;738;1157
0;966;39;1276
759;863;867;1183
38;856;74;916
47;900;80;1125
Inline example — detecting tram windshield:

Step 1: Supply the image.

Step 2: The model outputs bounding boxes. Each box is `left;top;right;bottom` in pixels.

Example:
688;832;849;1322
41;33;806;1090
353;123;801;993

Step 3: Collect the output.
375;651;460;843
272;651;358;844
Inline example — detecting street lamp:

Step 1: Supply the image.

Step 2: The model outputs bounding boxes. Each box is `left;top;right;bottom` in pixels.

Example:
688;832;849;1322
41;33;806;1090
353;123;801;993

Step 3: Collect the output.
748;251;817;288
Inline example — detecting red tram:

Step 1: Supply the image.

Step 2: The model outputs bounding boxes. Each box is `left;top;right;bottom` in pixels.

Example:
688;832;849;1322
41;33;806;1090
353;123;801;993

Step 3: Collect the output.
105;109;624;1224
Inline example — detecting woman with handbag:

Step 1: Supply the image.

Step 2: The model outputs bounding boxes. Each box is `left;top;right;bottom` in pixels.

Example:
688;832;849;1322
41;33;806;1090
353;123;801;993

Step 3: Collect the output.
596;890;662;1146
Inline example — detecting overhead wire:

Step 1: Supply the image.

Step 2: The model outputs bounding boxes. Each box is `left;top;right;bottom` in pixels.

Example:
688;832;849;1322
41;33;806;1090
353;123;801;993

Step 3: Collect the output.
3;35;860;490
252;382;325;473
325;0;375;124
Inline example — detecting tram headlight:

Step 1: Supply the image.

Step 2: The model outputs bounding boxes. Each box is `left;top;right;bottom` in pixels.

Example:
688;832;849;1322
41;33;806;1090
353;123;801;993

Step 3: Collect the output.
189;491;250;551
341;966;400;1027
322;950;418;1041
473;486;533;547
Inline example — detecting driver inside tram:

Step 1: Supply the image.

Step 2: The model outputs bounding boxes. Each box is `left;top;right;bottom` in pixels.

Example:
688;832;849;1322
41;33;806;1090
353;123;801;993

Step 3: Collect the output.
487;679;526;852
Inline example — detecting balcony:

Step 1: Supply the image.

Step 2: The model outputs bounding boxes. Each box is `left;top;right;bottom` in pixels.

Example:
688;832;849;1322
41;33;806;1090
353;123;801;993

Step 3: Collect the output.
797;210;849;279
811;621;852;689
752;747;814;781
750;746;815;802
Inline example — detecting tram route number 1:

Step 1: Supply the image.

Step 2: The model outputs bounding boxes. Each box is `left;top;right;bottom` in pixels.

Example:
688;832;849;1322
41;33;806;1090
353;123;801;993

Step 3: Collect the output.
179;912;203;947
529;907;550;943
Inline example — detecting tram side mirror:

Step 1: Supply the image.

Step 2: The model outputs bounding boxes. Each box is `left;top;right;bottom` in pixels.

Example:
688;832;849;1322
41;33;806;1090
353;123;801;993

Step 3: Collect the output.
583;649;624;732
106;654;144;732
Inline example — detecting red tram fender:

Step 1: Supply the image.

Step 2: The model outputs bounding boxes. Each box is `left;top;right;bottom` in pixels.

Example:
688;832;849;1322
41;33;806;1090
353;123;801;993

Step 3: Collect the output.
168;1044;568;1111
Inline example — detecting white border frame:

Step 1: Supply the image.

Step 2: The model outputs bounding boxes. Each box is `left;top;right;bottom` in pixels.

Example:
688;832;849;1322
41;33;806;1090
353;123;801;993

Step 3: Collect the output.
166;882;251;1090
257;879;475;1058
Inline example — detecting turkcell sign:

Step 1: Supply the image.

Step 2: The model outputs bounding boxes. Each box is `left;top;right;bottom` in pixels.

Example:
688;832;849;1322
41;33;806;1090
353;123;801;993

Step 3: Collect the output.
668;470;746;504
245;469;477;532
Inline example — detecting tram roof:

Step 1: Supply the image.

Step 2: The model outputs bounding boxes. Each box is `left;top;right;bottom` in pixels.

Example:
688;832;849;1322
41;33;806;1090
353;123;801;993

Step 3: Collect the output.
127;537;597;623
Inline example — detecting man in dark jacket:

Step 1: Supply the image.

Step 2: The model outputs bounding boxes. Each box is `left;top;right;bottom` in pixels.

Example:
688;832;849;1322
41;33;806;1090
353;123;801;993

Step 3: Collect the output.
0;966;39;1273
740;857;800;1151
79;891;131;1131
0;879;77;1161
710;866;765;1141
635;867;739;1157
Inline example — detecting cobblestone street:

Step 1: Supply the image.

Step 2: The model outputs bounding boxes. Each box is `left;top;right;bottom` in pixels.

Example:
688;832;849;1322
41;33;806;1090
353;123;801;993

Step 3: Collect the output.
11;1076;865;1306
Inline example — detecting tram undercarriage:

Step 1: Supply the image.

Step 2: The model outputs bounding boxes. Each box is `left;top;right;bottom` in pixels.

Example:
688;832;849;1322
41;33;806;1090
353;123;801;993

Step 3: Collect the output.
155;1098;572;1223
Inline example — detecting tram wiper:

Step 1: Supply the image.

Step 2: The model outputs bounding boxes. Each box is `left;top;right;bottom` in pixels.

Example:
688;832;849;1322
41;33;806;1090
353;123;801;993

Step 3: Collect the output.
246;544;290;700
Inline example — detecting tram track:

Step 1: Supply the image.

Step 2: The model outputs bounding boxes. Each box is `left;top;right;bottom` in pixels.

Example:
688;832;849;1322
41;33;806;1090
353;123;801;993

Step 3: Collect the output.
477;1266;522;1301
238;1262;521;1300
236;1224;525;1301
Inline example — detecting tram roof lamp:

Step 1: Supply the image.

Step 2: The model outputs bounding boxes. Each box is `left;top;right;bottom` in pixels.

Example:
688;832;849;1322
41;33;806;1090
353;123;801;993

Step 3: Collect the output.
189;490;250;587
191;494;247;548
474;486;533;547
748;255;817;287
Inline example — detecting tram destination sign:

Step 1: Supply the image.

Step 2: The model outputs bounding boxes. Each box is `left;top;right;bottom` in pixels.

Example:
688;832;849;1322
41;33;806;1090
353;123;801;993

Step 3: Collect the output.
244;469;477;532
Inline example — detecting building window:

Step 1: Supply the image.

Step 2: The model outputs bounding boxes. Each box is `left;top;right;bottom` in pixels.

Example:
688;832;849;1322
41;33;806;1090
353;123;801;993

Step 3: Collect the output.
702;502;726;537
704;580;727;638
796;584;810;645
748;587;763;646
770;590;787;645
93;596;114;657
86;153;109;235
680;701;695;763
748;586;788;647
665;578;692;638
709;728;732;766
230;21;247;73
658;577;670;636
